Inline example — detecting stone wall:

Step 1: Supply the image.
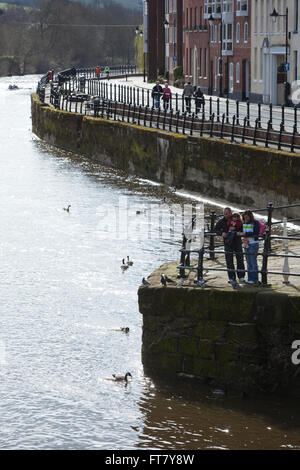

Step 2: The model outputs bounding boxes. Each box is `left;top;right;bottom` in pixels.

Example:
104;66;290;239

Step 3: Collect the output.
31;93;300;217
138;283;300;394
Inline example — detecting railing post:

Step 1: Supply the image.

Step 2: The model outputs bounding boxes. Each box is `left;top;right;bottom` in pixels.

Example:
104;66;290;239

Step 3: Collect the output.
179;234;187;279
176;111;180;133
246;99;250;126
291;123;297;153
265;119;271;148
169;109;173;132
156;107;161;128
138;105;141;125
209;97;212;119
220;113;225;139
294;106;298;133
226;99;230;124
163;107;167;130
127;103;131;122
269;103;273;129
217;98;220;122
197;245;204;283
190;113;195;136
231;115;236;142
150;106;154;128
209;210;216;260
210;112;215;138
144;105;148;127
200;108;205;136
122;102;126;121
278;121;284;150
261;202;273;285
258;102;262;128
253;117;259;146
242;116;247;143
281;105;285;131
182;111;187;134
236;100;239;126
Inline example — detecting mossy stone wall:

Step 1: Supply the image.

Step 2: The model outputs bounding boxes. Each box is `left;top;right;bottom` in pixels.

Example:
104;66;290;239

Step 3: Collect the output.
138;286;300;394
31;94;300;216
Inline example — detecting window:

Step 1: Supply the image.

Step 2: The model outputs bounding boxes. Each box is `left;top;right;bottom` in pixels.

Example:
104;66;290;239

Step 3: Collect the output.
195;7;198;28
237;0;248;13
229;62;234;92
223;23;233;51
223;0;233;13
294;50;298;80
244;22;248;42
236;62;240;83
236;22;240;42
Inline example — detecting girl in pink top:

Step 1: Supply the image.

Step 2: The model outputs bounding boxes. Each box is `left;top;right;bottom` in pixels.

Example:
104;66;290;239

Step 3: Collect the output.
162;83;171;111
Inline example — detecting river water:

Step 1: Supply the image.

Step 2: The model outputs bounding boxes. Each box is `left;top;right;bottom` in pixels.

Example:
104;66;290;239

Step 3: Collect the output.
0;74;299;451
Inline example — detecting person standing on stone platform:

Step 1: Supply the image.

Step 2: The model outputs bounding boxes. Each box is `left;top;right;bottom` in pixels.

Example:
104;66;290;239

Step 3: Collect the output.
215;207;246;288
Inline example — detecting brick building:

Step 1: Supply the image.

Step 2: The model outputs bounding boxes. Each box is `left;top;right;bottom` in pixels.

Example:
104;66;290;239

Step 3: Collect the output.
182;0;210;92
183;0;251;99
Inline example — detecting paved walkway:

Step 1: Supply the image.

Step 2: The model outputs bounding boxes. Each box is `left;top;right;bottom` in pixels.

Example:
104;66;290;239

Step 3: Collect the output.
146;240;300;294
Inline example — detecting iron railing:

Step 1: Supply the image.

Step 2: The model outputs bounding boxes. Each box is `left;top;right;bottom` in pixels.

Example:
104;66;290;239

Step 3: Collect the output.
177;203;300;287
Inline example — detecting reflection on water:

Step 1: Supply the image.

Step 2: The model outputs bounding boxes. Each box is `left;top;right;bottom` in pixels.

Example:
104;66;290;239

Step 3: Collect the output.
0;75;299;450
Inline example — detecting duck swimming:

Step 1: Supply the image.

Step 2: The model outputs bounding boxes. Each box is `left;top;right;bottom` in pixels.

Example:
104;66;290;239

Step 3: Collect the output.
112;372;132;382
127;256;133;266
120;259;129;271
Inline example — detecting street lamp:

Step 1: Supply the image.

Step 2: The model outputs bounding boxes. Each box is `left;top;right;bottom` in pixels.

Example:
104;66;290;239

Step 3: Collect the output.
209;13;223;97
270;7;289;106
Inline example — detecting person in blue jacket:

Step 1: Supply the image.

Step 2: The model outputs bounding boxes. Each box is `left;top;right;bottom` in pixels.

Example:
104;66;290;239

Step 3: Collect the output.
238;210;260;284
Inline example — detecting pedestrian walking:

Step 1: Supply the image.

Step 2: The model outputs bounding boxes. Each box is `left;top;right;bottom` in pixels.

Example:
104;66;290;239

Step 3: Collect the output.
151;81;163;109
215;207;246;288
95;66;101;79
194;86;204;115
182;81;194;115
104;66;110;80
162;83;171;111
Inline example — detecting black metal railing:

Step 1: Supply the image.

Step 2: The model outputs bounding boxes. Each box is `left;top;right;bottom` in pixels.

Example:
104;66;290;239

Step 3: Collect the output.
177;203;300;287
36;66;300;153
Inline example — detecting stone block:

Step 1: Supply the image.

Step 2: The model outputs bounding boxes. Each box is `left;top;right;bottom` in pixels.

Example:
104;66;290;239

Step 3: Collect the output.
226;323;257;344
195;320;227;340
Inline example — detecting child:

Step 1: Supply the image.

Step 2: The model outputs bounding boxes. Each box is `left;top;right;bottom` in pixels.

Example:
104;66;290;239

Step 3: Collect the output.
225;212;243;246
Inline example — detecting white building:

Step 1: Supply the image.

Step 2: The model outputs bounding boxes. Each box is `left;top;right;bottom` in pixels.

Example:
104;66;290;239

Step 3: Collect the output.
251;0;300;105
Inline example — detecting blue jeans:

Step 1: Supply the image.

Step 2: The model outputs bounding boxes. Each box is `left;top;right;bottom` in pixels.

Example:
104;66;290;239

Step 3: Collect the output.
245;242;259;282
